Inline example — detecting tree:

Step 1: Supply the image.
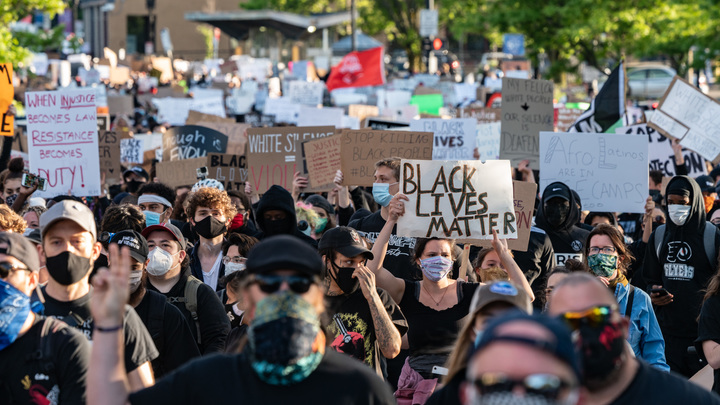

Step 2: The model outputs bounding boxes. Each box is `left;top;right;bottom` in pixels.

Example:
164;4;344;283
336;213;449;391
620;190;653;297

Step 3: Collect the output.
0;0;66;66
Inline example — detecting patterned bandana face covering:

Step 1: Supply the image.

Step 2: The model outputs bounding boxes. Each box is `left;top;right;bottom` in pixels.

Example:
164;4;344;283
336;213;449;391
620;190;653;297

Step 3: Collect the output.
248;290;325;386
0;279;31;351
587;253;617;278
420;256;454;282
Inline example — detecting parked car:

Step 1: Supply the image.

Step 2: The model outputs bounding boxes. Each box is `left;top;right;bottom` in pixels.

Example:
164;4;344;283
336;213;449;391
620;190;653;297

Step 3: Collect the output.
598;64;676;100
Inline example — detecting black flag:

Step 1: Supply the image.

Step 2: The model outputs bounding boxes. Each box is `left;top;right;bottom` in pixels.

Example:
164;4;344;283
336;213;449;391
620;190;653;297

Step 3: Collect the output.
569;62;626;133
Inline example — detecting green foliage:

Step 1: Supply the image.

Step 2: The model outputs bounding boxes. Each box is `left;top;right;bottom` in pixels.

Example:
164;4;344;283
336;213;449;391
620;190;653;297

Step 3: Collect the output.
13;24;67;53
196;25;215;60
0;0;66;65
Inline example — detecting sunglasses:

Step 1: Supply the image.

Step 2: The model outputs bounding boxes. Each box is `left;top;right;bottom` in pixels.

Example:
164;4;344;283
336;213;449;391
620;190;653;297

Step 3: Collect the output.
0;262;31;279
472;372;573;400
250;274;315;294
559;305;615;330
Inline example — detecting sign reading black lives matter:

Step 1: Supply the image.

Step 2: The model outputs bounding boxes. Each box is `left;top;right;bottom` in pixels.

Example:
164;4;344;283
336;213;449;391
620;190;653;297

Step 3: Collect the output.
396;159;517;241
162;125;229;161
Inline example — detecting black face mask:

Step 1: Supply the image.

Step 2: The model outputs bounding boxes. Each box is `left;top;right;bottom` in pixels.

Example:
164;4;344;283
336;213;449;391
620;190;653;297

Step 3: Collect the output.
194;216;227;239
328;262;359;295
263;217;294;236
125;180;144;193
46;251;93;286
544;203;569;227
578;320;625;388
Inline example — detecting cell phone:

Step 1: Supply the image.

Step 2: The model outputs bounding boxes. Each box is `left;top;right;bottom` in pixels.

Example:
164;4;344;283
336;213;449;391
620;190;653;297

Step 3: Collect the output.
21;172;47;191
36;177;47;191
196;167;208;180
650;288;669;297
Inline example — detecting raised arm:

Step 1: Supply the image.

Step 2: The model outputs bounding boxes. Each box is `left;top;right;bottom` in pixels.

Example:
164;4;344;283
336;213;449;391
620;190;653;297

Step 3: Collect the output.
492;230;535;301
366;194;408;304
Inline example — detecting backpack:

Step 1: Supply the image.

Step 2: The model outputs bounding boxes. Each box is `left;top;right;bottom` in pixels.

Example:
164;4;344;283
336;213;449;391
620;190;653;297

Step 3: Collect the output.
168;276;203;345
653;222;718;268
26;317;67;374
145;291;167;356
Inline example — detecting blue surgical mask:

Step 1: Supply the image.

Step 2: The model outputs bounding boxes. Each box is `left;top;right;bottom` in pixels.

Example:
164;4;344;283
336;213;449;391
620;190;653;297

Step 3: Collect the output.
143;210;162;227
372;182;397;207
0;279;31;351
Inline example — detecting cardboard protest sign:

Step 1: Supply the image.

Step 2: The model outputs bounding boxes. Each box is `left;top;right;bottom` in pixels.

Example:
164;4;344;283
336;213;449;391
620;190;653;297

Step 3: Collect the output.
244;113;275;127
246;126;335;193
156;157;206;188
410;118;477;160
97;114;110;132
456;107;501;123
410;94;444;115
297;106;343;128
25;89;102;196
107;95;134;116
11;127;27;153
208;153;248;191
162;125;229;161
186;110;235;125
349;104;380;124
303;135;342;188
195;121;250;156
539;132;649;213
615;123;706;177
365;118;409;130
476;122;501;160
340;129;433;186
556;107;584;132
287;81;324;105
98;130;122;185
120;138;144;164
500;78;554;167
472;181;537;251
397;159;517;241
647;76;720;163
0;64;14;136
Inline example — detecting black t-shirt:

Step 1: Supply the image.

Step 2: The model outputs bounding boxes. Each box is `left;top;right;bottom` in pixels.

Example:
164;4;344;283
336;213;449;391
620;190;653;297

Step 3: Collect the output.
128;350;396;405
400;280;477;357
539;225;590;266
349;211;419;281
611;360;720;404
134;290;201;379
696;294;720;395
512;227;556;308
0;317;90;405
324;288;408;376
41;288;158;373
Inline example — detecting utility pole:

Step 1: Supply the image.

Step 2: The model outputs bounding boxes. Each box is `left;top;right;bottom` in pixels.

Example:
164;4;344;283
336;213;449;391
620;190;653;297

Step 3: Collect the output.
351;0;356;52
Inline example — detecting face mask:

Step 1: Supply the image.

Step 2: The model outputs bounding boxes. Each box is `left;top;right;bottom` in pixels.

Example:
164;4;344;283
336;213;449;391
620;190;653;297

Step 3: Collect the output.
587;253;618;278
544;203;569;227
668;204;691;226
0;279;31;351
129;270;143;293
420;256;454;282
125;180;143;193
230;213;245;230
146;248;177;277
4;193;18;207
578;320;625;386
704;195;715;213
263;218;293;236
314;217;328;234
372;183;395;207
249;290;325;386
224;261;246;276
328;262;359;294
194;216;227;239
469;391;576;405
477;266;509;283
143;210;162;227
46;251;92;286
300;225;312;237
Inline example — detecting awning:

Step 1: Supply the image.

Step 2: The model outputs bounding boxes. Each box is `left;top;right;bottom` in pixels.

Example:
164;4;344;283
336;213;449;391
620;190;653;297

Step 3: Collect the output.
331;33;383;55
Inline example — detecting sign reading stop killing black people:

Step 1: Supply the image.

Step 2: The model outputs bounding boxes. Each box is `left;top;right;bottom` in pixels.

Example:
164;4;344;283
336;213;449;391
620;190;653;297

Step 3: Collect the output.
162;125;229;161
499;77;554;168
396;159;517;241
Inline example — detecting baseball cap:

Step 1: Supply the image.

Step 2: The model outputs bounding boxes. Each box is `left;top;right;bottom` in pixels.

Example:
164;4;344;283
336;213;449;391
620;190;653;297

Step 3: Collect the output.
0;232;40;272
123;166;149;181
696;175;715;193
543;182;570;202
246;235;323;278
24;229;42;245
141;224;187;251
109;230;149;263
318;227;373;260
40;200;97;241
469;281;532;316
472;312;582;380
305;194;335;215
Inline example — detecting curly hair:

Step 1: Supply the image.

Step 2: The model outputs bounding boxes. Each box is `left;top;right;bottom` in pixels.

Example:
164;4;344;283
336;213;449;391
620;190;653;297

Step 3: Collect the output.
185;188;236;222
0;157;25;195
374;157;401;182
0;204;27;233
21;205;47;226
100;204;146;234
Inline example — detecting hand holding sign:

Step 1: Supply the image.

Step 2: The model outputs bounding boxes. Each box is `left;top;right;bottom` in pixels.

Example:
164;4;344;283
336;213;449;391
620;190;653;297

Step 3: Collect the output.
388;194;408;222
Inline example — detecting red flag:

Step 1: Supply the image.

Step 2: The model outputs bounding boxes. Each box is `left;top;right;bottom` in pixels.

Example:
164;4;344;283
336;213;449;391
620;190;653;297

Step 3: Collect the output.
326;47;386;92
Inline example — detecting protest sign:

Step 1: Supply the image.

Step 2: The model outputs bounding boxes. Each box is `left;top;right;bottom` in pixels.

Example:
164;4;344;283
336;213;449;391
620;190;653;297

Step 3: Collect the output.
246;126;335;193
349;104;380;124
340;129;433;186
410;94;444;115
476;122;501;160
473;181;537;251
297;106;343;128
0;64;14;136
382;105;419;122
303;135;342;188
410;118;477;160
25;89;102;196
457;107;501;123
539;132;649;213
78;68;101;85
376;89;412;109
647;76;720;163
154;97;193;126
186;110;235;125
120;138;144;164
162;125;229;161
226;93;255;115
365;118;410;130
107;95;134;116
500;78;554;167
244;113;275;127
396;159;517;241
455;83;478;105
190;89;226;118
208;153;248;191
195;121;250;156
263;97;300;124
97;114;110;132
156;157;206;188
109;66;130;85
556;107;585;132
11;128;27;153
615;123;706;177
287;81;324;105
98;130;122;185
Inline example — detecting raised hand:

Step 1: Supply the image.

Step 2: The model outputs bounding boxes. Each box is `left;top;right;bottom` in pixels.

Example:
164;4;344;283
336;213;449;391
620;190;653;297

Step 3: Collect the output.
90;244;130;328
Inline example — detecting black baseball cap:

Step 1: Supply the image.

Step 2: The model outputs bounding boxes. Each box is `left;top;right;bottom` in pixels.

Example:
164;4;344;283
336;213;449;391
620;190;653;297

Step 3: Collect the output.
696;175;715;193
305;194;335;215
246;235;323;278
109;230;149;263
543;182;571;202
318;227;373;260
0;231;40;272
123;166;149;181
142;223;187;251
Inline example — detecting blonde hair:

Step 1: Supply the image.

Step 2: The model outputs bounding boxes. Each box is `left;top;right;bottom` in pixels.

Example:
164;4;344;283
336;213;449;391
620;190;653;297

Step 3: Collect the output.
0;205;27;234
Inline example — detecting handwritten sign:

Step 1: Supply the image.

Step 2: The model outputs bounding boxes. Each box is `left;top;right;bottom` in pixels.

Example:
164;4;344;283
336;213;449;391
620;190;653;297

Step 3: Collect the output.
156;157;206;188
195;121;249;156
410;118;477;160
303;135;342;188
25;89;102;197
0;64;14;136
287;81;324;105
376;89;412;109
539;132;649;213
162;125;229;161
340;129;433;186
154;97;192;125
120;138;144;164
457;107;501;123
556;107;584;132
474;181;538;251
263;97;300;124
381;105;419;122
97;114;110;132
107;95;133;116
348;104;380;124
186;110;235;125
208;153;248;191
476;122;501;160
98;130;122;185
297;106;343;128
397;159;517;241
500;78;554;167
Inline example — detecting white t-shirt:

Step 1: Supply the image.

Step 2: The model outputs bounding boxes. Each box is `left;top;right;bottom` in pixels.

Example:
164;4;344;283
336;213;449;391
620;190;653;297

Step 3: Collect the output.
202;253;223;291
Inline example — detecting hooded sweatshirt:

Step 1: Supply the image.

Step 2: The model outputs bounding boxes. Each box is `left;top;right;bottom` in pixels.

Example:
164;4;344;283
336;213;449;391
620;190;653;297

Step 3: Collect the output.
643;176;720;337
255;185;318;248
535;182;590;266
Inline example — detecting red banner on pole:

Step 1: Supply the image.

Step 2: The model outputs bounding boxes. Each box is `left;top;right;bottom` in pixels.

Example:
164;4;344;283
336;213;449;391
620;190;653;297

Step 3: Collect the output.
326;47;385;92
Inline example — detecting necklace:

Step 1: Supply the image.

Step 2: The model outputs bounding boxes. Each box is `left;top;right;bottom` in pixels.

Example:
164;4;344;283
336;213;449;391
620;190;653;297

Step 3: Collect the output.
421;282;450;307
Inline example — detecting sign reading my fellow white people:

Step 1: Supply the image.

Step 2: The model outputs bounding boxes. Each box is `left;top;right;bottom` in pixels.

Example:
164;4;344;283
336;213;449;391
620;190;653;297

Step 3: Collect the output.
539;132;649;213
397;159;517;241
25;89;102;197
409;118;477;160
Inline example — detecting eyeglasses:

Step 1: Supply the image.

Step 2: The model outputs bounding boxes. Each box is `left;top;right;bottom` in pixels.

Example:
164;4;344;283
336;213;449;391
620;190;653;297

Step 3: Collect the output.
223;255;247;265
560;305;616;330
472;373;574;401
0;262;31;279
250;274;315;294
588;246;616;255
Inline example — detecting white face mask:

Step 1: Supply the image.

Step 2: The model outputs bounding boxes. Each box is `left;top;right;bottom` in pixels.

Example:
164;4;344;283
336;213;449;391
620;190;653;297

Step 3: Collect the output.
146;248;178;276
668;204;691;226
224;262;246;276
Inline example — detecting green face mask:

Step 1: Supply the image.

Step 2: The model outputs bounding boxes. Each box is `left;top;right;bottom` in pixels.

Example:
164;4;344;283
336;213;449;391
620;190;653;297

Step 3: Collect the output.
588;253;617;278
314;217;328;234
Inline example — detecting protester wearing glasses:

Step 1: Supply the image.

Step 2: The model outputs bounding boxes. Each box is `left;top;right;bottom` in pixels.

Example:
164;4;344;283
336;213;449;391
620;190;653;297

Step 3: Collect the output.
87;235;395;405
549;273;719;404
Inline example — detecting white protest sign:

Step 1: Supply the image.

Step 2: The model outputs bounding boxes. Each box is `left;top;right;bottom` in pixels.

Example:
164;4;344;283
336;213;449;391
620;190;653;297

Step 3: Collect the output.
263;97;300;124
25;89;102;197
397;159;517;241
377;89;412;109
120;138;144;164
287;81;324;105
454;83;478;105
410;118;477;160
78;68;101;85
297;106;343;128
382;105;419;122
94;85;108;108
476;122;501;160
392;78;418;92
341;115;360;129
190;89;226;118
539;132;649;213
31;53;49;76
226;93;255;115
153;97;193;126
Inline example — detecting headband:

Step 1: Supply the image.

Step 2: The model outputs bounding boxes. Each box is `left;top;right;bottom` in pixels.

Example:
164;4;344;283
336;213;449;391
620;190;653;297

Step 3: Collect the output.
138;194;173;208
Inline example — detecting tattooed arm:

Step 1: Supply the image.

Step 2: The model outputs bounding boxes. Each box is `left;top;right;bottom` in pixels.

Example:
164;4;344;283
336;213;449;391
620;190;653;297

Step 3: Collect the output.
355;265;402;359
